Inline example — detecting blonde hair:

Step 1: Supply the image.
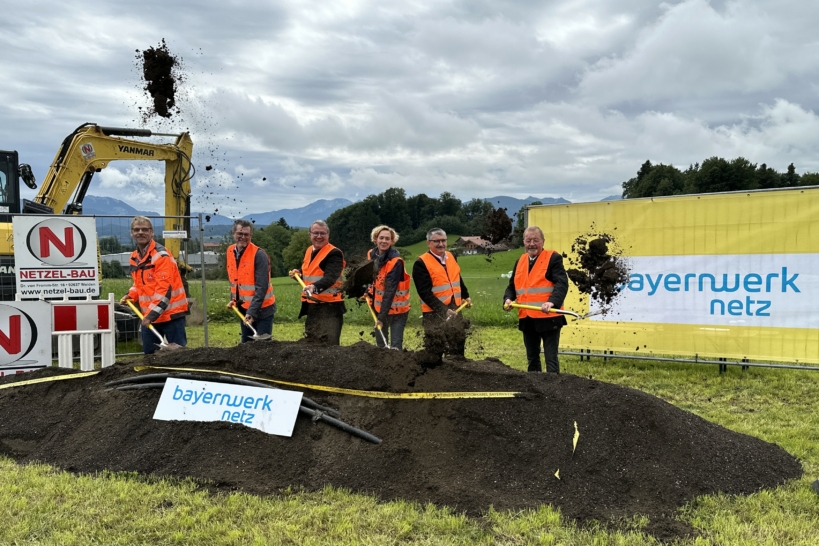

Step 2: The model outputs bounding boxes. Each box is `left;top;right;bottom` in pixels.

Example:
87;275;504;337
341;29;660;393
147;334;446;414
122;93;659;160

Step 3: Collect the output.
370;225;399;244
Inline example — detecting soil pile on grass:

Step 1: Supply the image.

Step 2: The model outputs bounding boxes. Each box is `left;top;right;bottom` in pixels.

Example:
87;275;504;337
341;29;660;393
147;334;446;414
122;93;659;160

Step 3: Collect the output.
566;232;630;309
0;342;801;540
137;39;181;121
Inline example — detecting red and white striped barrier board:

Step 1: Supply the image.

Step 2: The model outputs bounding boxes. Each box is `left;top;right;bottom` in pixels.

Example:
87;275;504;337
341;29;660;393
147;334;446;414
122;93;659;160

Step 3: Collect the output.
50;294;116;371
53;303;110;332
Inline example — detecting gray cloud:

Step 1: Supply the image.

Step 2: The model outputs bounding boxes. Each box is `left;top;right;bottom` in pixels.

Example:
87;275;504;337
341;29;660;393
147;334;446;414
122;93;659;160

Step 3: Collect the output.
1;0;817;218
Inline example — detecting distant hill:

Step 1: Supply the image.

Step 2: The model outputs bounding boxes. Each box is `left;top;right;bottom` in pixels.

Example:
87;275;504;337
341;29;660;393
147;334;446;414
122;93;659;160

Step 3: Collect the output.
242;198;353;228
81;195;354;242
483;196;570;217
601;194;623;201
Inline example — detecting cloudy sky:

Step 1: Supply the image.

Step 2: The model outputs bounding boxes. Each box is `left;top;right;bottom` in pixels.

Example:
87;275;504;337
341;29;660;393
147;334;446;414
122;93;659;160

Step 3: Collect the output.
2;0;818;217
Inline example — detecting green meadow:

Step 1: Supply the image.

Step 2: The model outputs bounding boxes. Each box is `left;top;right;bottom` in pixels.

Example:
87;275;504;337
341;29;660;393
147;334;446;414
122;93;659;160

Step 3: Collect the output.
1;246;818;544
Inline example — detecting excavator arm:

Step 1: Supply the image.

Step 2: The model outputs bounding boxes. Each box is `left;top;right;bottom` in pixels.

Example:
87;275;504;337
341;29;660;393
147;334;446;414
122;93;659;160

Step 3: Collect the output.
31;123;194;260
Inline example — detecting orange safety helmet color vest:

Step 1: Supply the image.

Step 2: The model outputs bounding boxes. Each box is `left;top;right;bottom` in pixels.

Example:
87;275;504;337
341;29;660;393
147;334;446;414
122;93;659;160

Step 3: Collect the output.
368;249;411;315
127;240;189;324
301;244;346;303
514;250;563;319
418;251;461;313
227;243;276;312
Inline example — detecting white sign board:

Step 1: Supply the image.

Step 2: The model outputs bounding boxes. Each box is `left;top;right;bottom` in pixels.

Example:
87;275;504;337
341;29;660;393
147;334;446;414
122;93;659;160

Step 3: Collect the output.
0;301;52;375
593;254;818;328
162;231;188;239
12;216;99;298
153;378;303;437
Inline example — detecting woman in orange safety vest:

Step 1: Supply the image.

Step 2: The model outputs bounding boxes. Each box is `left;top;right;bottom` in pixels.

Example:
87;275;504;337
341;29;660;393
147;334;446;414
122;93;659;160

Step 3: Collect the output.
367;225;411;349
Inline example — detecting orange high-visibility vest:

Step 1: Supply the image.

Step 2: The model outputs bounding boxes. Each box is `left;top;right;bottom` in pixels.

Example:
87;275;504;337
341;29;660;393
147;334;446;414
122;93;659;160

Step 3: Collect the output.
368;249;411;315
418;252;461;313
227;243;275;313
514;251;563;319
301;244;345;303
128;240;189;324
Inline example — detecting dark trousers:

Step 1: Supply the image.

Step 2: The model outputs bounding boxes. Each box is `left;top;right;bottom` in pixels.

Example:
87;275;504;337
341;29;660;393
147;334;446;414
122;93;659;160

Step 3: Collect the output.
240;312;274;343
375;312;408;349
523;328;561;373
142;316;187;355
305;305;343;345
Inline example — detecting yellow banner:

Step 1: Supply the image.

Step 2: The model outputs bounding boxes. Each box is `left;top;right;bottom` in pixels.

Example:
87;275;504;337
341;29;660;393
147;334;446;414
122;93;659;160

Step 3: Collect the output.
528;188;819;363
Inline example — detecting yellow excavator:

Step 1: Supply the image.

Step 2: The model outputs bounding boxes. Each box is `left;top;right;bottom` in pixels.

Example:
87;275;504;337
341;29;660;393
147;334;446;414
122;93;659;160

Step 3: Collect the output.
0;123;194;300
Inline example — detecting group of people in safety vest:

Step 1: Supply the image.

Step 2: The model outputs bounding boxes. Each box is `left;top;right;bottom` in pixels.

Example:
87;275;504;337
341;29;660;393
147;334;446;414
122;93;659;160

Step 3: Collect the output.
123;216;569;373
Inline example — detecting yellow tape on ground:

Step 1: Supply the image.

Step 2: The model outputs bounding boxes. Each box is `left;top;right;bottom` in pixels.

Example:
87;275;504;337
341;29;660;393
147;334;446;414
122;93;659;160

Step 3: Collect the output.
0;371;99;390
133;365;519;399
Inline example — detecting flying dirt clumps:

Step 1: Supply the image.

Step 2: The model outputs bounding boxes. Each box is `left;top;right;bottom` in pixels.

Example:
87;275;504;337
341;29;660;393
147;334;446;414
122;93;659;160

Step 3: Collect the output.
566;233;630;308
137;39;182;120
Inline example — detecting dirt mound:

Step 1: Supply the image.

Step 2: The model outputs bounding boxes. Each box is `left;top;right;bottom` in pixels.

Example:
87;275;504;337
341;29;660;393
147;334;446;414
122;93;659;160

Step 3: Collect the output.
566;231;630;309
0;342;801;539
136;39;182;121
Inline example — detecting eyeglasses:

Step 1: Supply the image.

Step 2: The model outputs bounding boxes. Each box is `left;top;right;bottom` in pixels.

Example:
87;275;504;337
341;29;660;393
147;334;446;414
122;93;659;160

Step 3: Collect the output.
523;239;542;244
234;232;251;238
310;231;328;236
429;239;447;245
131;227;152;233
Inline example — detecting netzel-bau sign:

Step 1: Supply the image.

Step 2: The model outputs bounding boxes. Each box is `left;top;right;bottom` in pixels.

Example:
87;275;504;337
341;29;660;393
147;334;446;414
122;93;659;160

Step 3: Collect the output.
13;217;99;298
0;301;51;375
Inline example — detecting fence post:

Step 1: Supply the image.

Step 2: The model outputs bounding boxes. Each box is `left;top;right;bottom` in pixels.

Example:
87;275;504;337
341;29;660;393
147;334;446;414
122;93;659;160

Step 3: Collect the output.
199;213;209;348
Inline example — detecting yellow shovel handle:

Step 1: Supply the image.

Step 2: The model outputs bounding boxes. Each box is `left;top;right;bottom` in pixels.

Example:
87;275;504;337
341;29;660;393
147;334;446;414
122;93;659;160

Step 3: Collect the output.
454;301;469;314
364;295;381;328
124;299;165;343
507;302;582;319
229;304;248;323
292;271;307;289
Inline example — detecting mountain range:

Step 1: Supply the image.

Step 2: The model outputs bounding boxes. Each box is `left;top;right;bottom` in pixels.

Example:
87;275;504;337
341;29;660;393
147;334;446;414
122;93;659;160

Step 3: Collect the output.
81;194;594;242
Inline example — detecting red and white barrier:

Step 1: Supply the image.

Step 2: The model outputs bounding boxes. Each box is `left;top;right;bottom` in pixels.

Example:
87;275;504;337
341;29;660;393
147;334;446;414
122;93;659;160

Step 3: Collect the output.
51;294;116;371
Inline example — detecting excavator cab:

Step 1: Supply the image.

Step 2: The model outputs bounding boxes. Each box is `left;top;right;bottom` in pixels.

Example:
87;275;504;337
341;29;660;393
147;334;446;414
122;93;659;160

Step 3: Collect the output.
0;150;20;223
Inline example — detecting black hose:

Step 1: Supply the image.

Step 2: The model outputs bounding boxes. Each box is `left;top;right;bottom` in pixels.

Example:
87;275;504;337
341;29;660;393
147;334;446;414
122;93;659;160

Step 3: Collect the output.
116;383;167;391
104;374;170;387
215;375;341;418
298;407;381;444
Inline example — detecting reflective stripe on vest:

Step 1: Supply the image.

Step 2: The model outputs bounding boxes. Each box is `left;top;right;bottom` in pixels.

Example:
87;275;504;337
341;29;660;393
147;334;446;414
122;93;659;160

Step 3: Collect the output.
418;252;461;313
514;250;563;319
301;244;345;303
226;243;276;311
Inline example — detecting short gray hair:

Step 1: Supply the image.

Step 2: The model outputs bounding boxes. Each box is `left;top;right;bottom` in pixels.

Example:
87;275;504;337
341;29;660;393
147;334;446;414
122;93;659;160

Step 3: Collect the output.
310;220;330;233
130;216;153;230
426;228;446;241
233;219;253;233
523;226;544;240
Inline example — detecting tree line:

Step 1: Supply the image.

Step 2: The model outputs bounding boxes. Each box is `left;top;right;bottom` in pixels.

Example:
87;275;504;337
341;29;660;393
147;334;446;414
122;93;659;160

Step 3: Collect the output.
326;188;512;258
622;157;819;198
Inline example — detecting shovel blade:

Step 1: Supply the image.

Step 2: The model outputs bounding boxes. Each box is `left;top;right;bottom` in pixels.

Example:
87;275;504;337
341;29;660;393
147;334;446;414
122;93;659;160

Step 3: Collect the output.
251;334;272;341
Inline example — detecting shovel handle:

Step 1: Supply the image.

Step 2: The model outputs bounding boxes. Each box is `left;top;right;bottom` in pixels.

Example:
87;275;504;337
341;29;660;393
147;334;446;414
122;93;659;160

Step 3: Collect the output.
229;304;259;337
291;271;322;303
454;301;469;314
124;299;166;344
363;295;381;328
506;302;582;320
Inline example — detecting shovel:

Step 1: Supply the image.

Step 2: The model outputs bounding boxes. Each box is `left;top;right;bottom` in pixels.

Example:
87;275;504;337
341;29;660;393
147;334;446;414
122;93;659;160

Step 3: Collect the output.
446;300;470;321
505;302;602;320
291;271;323;303
123;299;183;350
363;295;394;349
229;304;271;341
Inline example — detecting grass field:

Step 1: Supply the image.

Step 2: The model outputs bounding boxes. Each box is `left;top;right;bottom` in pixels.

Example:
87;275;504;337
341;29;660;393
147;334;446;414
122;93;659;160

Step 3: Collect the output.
3;248;818;544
